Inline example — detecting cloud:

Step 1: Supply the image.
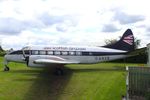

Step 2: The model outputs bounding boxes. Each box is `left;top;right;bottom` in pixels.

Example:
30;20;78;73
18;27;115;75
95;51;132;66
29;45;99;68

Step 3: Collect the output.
38;13;78;32
146;27;150;32
0;12;78;35
101;24;120;32
113;11;145;24
0;18;25;34
0;17;44;35
39;13;64;26
0;0;149;49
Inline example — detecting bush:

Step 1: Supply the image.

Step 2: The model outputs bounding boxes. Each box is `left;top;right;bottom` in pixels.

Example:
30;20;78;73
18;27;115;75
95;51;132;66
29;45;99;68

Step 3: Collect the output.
0;51;6;56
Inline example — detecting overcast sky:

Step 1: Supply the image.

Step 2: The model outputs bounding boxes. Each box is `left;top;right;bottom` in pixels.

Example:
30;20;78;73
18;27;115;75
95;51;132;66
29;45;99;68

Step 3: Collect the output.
0;0;150;50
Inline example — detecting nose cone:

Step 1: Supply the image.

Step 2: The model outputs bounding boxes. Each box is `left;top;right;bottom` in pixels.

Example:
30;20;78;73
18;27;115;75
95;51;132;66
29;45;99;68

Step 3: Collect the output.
4;55;9;65
4;54;8;61
4;53;25;63
4;54;12;62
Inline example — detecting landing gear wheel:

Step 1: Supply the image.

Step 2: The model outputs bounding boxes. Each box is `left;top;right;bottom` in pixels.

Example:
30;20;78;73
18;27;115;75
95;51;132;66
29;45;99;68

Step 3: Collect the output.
4;66;9;71
55;68;63;75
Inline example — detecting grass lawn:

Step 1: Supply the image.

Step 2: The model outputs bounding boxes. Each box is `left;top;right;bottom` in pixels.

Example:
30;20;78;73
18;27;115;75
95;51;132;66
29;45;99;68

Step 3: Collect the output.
0;57;145;100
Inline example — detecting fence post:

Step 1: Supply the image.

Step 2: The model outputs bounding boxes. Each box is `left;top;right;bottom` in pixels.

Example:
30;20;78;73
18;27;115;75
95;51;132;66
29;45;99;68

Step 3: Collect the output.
126;66;129;100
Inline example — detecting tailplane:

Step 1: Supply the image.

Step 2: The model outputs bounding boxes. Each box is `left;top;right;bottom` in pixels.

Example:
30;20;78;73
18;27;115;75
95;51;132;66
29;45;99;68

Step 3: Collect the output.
103;29;135;51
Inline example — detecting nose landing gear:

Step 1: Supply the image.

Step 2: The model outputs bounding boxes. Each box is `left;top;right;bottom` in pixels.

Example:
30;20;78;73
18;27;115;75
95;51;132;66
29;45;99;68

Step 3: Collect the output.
4;65;10;71
3;59;9;71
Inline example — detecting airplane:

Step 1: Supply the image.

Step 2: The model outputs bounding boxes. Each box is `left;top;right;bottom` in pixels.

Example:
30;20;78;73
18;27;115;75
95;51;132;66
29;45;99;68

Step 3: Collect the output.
3;29;135;75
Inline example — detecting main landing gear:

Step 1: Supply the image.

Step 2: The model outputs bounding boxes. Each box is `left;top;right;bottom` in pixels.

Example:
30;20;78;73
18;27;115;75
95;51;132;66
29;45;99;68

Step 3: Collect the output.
55;68;64;75
4;65;10;71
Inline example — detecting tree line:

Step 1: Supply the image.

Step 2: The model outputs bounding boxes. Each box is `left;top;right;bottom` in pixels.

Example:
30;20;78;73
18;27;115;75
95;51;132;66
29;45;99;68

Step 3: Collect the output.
105;38;147;63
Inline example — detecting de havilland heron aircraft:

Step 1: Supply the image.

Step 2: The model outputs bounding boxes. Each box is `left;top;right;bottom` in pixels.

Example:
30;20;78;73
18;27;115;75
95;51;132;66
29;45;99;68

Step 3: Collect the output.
3;29;135;74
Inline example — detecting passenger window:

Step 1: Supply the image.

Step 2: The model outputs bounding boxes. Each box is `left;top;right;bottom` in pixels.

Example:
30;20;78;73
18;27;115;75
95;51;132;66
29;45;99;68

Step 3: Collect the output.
62;51;68;55
54;51;61;55
89;52;92;56
69;51;75;55
47;51;53;55
76;51;82;56
32;50;39;55
39;51;46;55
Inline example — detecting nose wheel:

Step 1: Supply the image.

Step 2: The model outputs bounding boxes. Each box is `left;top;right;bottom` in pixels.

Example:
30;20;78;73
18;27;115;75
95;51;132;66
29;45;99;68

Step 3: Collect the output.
4;66;10;71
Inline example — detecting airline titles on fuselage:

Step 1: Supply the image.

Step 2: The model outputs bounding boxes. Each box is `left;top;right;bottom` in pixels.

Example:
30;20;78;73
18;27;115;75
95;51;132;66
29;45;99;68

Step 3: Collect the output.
44;47;86;51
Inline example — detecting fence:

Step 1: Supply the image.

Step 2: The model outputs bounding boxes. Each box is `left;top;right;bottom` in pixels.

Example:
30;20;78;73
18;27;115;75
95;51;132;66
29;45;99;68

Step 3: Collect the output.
126;67;150;100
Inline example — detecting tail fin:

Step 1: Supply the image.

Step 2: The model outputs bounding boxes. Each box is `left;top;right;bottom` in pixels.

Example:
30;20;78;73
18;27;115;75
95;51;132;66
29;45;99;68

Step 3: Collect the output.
103;29;135;51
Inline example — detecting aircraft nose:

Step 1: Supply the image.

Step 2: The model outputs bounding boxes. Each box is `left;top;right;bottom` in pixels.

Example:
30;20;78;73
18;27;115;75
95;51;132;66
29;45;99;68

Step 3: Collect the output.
4;55;9;65
4;55;8;60
4;54;13;61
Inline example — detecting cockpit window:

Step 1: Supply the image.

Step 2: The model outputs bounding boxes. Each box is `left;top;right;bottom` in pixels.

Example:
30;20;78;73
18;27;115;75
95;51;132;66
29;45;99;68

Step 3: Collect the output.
24;50;30;55
9;50;23;55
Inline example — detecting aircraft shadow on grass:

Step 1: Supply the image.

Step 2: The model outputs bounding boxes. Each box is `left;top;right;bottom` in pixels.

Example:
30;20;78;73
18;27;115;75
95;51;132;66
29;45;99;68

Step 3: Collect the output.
9;67;72;100
10;65;125;100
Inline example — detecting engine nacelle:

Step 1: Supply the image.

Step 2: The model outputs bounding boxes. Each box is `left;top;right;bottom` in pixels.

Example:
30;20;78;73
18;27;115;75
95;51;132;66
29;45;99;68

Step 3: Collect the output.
27;55;47;67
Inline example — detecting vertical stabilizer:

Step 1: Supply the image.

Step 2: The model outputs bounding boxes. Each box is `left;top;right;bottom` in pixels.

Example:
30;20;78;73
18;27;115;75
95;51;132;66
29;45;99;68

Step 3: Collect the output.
103;29;135;51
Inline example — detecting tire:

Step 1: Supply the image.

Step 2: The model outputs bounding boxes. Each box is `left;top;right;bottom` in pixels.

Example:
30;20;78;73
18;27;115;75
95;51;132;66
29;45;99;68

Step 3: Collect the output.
55;68;63;75
4;66;9;71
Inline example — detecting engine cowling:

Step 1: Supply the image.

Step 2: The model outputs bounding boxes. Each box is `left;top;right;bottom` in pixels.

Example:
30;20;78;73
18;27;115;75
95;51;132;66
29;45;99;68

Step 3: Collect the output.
27;55;47;67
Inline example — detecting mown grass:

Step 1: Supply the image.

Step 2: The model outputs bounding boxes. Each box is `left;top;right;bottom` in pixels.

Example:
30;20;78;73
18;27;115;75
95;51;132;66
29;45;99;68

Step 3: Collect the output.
0;57;145;100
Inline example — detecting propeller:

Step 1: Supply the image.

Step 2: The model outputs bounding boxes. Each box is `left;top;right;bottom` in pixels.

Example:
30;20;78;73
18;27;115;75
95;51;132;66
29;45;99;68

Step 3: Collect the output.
22;50;29;66
22;50;26;59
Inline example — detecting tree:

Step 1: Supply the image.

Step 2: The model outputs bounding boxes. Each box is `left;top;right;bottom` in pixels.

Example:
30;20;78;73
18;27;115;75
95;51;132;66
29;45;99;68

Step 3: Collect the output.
134;38;141;49
0;45;6;56
104;37;141;49
0;45;4;51
104;39;117;46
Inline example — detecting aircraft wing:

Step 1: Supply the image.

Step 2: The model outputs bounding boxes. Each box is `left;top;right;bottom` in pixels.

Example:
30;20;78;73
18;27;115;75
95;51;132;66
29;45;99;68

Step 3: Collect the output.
33;58;79;64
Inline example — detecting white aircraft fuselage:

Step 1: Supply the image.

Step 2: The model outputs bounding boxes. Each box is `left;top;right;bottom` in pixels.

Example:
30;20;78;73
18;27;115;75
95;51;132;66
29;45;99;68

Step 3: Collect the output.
4;45;127;67
3;29;135;73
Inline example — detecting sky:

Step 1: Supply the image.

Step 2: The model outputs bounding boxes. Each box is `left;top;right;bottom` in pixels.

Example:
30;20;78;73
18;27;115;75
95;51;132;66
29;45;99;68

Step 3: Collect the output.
0;0;150;50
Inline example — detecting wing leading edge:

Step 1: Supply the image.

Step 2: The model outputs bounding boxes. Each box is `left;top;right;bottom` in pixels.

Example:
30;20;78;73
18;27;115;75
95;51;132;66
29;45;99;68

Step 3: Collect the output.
33;57;79;64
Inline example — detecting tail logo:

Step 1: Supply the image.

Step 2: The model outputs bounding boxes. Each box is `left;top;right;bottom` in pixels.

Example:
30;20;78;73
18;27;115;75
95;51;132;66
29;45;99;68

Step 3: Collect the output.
123;35;133;45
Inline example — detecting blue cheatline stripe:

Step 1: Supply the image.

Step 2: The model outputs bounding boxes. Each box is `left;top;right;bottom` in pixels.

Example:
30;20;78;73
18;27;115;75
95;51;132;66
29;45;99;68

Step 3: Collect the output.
9;50;126;56
82;52;125;56
30;50;125;56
